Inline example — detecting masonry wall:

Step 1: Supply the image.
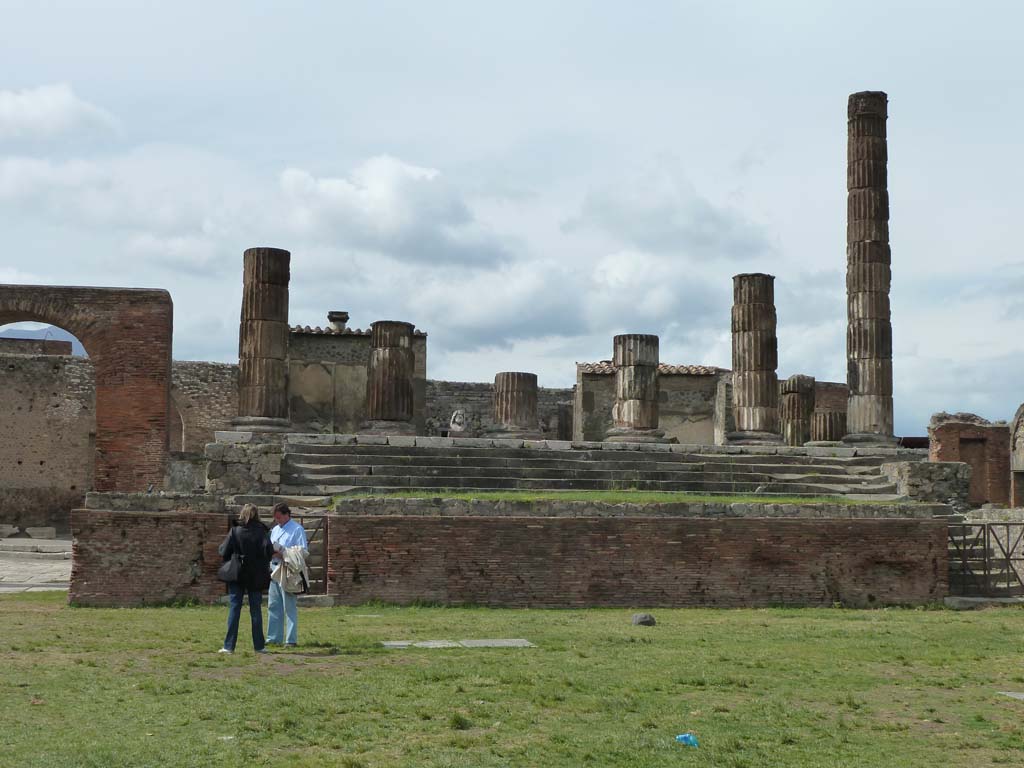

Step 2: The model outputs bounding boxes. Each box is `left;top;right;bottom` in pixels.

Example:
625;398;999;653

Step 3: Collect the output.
69;508;947;608
423;380;573;438
574;371;724;443
326;516;947;608
930;420;1010;506
288;331;427;434
70;509;230;606
0;338;72;355
0;353;95;531
170;361;238;453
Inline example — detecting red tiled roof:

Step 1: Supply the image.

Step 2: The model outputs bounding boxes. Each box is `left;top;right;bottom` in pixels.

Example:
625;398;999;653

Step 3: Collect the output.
577;361;726;376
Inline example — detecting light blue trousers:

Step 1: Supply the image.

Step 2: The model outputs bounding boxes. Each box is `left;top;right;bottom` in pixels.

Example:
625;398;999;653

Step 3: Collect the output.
266;580;298;645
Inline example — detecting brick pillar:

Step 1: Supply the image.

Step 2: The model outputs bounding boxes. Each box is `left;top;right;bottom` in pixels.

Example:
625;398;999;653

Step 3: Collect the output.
491;372;542;439
844;91;896;446
809;411;848;444
728;273;782;444
362;320;416;435
605;334;665;443
780;374;815;446
233;247;291;432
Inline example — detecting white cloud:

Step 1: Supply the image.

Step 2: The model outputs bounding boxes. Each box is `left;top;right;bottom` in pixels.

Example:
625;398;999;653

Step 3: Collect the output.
280;155;508;265
0;84;118;140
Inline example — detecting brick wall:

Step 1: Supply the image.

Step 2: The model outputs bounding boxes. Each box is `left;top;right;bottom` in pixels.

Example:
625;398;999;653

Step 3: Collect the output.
0;284;172;491
424;380;573;437
70;509;230;606
326;516;947;608
929;416;1010;506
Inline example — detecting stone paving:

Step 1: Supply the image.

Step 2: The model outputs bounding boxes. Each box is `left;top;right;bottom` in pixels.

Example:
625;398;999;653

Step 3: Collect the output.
0;539;71;593
382;638;535;649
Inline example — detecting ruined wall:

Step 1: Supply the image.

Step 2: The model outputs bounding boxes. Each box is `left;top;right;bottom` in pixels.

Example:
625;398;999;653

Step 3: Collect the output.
288;329;427;433
0;353;95;531
170;361;238;453
0;338;72;355
69;507;947;608
327;516;947;608
574;364;726;443
70;509;230;606
929;413;1010;506
423;380;573;438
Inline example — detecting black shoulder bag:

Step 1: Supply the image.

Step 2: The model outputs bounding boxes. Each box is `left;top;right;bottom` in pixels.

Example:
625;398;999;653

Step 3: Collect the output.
217;527;245;583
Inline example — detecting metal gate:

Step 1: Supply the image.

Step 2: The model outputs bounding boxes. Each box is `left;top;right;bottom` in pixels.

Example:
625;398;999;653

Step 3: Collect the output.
295;514;327;595
948;523;1024;597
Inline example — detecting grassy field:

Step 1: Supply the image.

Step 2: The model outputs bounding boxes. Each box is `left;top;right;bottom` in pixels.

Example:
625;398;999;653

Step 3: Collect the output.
3;593;1024;767
334;490;892;505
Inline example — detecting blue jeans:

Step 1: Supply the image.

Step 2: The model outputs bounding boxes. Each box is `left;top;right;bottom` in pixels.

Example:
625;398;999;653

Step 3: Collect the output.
267;580;298;645
224;582;265;652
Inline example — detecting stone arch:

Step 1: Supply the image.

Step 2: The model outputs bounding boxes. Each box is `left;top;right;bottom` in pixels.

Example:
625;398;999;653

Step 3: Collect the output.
1011;403;1024;506
0;284;172;491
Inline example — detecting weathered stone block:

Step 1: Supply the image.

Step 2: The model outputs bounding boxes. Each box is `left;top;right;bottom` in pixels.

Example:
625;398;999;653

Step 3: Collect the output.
416;436;454;448
387;436;417;448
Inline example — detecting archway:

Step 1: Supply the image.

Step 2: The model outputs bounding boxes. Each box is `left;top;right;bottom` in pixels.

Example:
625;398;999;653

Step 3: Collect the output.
0;284;172;492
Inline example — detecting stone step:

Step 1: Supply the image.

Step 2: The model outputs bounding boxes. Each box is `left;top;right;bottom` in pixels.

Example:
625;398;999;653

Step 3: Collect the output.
279;475;880;495
285;444;899;467
284;455;875;478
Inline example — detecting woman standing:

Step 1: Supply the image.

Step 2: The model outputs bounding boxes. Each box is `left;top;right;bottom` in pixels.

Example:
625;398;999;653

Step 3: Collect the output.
218;504;275;654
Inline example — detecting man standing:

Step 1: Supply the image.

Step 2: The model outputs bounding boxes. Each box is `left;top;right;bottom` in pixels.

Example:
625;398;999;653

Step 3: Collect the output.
267;502;308;647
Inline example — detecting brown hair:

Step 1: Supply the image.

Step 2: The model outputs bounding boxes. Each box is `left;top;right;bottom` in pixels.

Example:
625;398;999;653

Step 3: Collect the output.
271;502;291;518
238;503;260;525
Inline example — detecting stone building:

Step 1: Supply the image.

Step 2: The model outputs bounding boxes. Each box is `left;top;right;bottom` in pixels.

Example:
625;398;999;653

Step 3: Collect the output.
929;412;1010;506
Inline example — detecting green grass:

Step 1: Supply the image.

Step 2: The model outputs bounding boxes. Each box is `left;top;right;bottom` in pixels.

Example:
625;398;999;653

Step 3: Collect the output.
334;489;902;506
3;593;1024;767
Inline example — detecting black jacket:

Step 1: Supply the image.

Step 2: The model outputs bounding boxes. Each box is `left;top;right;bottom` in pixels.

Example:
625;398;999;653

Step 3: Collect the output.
218;520;274;591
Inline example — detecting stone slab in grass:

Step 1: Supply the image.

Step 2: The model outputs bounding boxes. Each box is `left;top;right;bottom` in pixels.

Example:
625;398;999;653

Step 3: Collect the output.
382;638;535;649
458;638;535;648
998;692;1024;701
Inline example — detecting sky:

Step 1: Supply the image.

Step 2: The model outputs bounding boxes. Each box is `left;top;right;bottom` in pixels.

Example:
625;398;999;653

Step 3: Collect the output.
0;1;1022;437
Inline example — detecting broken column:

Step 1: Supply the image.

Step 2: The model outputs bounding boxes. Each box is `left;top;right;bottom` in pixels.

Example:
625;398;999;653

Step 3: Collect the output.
780;374;815;446
810;410;847;445
845;91;896;445
362;320;416;435
605;334;665;442
491;372;542;439
728;273;782;444
233;247;291;431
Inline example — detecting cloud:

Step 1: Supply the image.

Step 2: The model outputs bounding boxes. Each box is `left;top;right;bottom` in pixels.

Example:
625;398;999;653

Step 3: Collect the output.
0;84;119;140
280;155;509;265
563;156;773;261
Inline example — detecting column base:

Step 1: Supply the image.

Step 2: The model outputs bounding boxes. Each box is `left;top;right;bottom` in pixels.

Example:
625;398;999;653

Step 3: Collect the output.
726;430;784;445
360;419;416;436
230;416;292;433
805;440;844;447
604;427;668;444
841;432;899;446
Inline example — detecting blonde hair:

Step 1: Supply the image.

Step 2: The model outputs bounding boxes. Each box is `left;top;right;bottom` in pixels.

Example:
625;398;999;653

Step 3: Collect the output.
238;503;260;525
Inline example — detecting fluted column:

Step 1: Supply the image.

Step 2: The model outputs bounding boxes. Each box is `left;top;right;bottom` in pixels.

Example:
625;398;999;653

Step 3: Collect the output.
605;334;665;443
810;410;848;444
780;374;815;446
362;320;415;435
491;372;542;438
233;247;291;431
728;273;782;444
845;91;896;445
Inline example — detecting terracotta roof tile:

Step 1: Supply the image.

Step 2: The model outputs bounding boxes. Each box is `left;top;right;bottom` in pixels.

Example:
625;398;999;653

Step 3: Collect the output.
577;361;726;376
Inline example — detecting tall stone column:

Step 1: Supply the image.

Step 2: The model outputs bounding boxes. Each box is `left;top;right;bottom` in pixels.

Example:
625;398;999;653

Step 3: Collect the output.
845;91;896;445
780;374;815;446
233;247;291;432
605;334;665;443
491;372;542;439
728;273;782;444
362;320;415;435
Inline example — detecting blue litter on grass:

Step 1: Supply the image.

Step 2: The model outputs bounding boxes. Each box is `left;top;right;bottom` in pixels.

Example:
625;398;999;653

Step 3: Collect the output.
675;732;699;747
